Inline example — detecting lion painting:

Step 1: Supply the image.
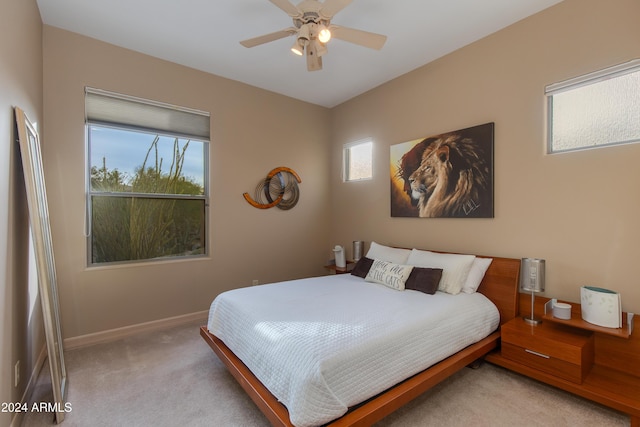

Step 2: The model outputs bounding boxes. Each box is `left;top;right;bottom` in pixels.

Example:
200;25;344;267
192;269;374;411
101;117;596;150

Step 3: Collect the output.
390;123;494;218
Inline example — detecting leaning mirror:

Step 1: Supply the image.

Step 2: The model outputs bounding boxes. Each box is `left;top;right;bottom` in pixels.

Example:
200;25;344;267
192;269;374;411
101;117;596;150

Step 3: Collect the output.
15;107;68;423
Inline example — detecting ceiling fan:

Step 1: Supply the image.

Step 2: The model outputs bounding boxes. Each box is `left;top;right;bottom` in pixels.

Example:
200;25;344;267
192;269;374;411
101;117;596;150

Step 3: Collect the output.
240;0;387;71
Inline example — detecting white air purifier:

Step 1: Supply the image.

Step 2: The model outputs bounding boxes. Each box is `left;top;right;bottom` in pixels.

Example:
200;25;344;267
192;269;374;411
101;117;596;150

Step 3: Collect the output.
580;286;622;328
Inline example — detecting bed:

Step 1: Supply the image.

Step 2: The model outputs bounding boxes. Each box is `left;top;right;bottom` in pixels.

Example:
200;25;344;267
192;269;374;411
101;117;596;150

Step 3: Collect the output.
200;245;520;426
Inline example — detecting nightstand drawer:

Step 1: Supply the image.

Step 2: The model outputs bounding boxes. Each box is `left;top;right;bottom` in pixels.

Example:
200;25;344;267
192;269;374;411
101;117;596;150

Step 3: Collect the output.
500;319;595;384
502;342;586;383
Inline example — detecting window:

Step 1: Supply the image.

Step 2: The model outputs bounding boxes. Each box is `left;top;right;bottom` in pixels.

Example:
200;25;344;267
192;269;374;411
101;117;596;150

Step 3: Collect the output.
546;59;640;153
85;88;210;265
343;139;373;181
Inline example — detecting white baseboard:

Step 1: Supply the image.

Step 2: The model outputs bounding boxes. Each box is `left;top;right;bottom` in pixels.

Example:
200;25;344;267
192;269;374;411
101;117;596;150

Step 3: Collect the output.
9;311;208;426
10;345;48;427
63;310;209;350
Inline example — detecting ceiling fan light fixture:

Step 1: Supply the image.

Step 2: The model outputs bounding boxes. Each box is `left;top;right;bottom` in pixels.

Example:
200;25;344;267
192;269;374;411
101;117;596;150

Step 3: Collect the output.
315;40;328;57
239;0;388;72
318;26;331;44
297;23;311;42
291;39;304;56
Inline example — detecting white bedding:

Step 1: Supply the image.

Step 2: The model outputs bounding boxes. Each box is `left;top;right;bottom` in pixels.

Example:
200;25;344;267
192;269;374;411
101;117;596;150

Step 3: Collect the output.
207;274;499;427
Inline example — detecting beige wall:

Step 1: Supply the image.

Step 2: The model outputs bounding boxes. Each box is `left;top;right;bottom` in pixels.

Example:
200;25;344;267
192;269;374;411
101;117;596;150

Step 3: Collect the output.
42;26;332;338
0;0;45;424
330;0;640;314
8;0;640;356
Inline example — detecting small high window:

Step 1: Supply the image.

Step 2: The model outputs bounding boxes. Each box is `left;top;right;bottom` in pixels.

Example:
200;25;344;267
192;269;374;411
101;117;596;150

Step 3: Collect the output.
343;139;373;181
546;59;640;154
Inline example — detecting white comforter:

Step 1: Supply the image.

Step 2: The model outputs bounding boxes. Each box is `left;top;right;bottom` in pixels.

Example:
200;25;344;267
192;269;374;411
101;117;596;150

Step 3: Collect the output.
207;274;499;427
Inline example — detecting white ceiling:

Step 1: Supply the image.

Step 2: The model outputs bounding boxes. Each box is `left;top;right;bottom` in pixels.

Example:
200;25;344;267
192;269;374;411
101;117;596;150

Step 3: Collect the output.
36;0;562;108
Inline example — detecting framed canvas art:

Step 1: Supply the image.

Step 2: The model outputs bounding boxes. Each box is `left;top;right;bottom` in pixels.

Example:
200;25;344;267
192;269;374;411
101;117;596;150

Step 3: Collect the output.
390;122;494;218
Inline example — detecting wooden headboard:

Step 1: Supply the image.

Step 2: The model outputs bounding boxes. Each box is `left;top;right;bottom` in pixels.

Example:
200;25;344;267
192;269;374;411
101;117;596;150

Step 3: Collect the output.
475;255;521;324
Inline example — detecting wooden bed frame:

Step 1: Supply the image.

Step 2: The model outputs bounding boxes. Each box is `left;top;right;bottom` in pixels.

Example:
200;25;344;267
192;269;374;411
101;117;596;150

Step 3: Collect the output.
200;253;521;426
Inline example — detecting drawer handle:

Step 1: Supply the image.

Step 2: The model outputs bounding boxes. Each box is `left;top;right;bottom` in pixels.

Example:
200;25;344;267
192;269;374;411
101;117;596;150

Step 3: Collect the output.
525;349;550;359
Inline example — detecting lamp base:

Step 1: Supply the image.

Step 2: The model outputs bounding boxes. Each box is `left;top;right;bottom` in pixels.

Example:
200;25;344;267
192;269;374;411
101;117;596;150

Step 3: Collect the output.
522;315;542;325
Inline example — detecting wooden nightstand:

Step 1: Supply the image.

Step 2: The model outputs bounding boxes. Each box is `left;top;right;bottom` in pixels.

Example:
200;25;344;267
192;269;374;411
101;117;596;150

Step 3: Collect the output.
324;261;354;274
500;318;594;384
486;294;640;427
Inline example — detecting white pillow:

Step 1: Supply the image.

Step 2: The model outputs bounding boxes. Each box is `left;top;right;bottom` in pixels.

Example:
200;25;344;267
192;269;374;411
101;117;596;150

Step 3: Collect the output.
406;249;476;295
365;259;413;291
462;257;493;294
365;241;411;264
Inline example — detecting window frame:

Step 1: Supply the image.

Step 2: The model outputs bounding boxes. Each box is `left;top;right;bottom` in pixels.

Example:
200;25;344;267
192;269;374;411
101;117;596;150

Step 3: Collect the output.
546;59;640;154
343;138;373;182
85;88;210;267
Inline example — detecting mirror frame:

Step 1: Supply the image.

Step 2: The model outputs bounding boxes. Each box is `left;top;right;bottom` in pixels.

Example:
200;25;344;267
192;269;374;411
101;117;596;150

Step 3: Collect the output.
15;107;68;423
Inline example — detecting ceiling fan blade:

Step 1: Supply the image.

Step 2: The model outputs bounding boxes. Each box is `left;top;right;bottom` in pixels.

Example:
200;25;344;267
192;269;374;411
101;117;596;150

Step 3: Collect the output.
306;41;323;71
319;0;353;19
269;0;302;17
240;28;297;48
330;25;387;50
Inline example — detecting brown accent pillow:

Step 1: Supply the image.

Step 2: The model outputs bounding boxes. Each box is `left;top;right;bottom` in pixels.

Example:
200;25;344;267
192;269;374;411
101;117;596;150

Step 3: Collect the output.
404;267;443;295
351;257;374;278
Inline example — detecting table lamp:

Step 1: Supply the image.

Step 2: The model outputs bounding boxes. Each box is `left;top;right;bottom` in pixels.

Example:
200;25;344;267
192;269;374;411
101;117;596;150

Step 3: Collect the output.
520;258;545;325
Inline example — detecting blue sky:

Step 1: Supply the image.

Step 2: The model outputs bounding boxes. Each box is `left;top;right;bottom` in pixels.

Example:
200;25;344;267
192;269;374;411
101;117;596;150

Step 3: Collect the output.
89;126;205;187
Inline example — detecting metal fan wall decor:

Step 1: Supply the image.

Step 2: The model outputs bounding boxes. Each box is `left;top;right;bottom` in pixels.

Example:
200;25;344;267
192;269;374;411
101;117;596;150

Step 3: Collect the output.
243;166;302;210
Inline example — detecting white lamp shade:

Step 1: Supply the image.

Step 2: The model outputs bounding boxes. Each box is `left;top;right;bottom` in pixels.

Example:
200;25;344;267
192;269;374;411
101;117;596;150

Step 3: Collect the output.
298;24;310;42
315;40;328;57
318;26;331;43
291;40;304;56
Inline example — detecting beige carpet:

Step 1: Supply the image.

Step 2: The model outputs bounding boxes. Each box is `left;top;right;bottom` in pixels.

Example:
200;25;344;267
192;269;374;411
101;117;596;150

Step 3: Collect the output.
22;320;629;427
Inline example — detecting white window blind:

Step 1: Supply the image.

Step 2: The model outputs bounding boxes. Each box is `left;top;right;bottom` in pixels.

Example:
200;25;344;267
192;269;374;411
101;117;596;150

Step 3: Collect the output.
85;87;210;141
